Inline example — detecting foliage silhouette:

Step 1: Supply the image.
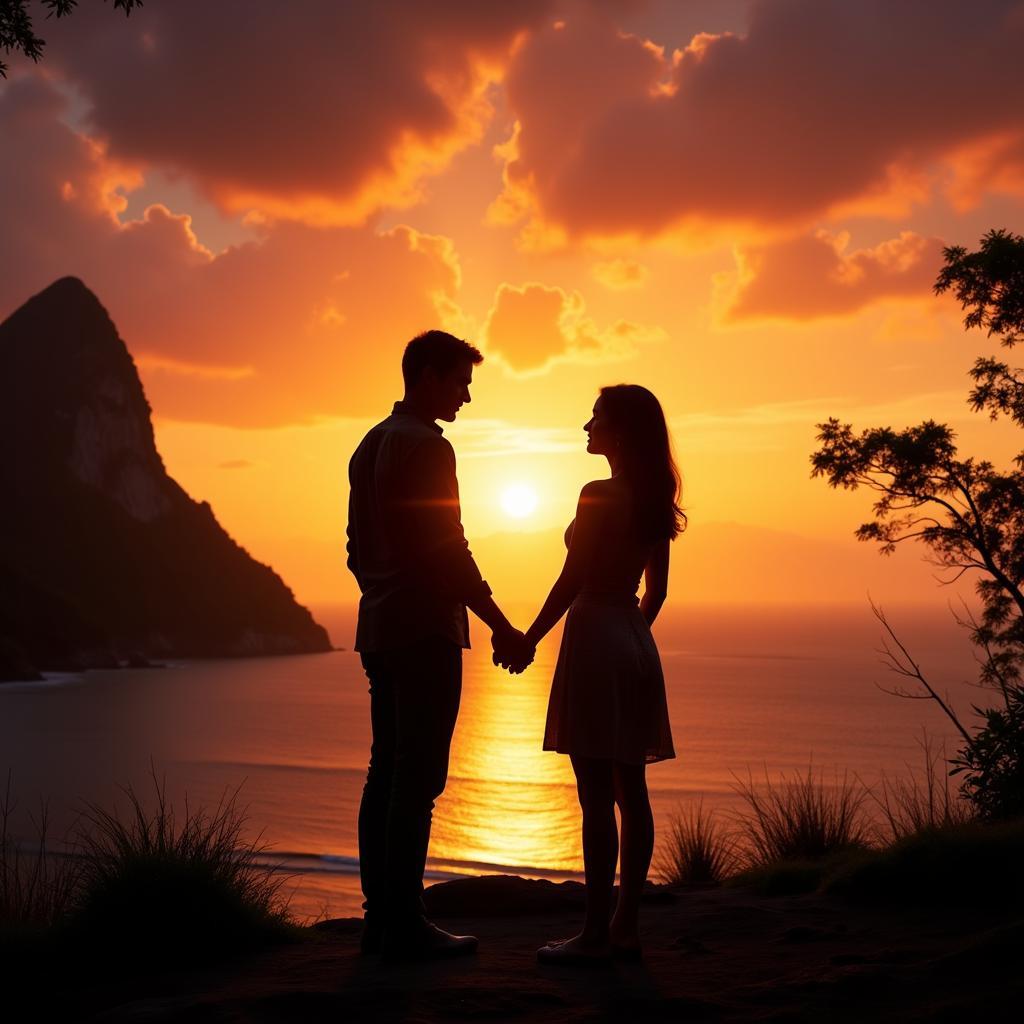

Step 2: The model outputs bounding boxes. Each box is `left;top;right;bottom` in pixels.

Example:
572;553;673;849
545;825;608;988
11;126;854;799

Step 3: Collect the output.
0;1;140;77
67;764;297;967
824;818;1024;908
936;229;1024;347
654;799;736;886
1;771;81;934
729;764;871;866
936;230;1024;424
812;229;1024;820
872;732;974;842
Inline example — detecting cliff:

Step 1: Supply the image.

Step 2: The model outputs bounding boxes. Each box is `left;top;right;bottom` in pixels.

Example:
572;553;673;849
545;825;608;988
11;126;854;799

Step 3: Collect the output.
0;278;331;679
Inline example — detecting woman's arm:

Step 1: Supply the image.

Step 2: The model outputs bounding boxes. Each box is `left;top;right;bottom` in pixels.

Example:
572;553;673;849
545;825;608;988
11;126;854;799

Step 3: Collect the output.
523;482;605;649
639;539;670;626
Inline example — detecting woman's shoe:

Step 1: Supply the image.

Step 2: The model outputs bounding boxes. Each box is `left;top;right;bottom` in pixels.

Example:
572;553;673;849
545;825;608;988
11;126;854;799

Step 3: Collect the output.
536;941;610;967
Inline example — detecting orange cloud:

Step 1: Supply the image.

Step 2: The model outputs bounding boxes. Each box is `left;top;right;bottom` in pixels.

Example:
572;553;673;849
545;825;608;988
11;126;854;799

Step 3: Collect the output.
0;77;468;427
482;281;662;373
32;2;553;225
592;258;649;290
943;132;1024;211
495;1;1024;243
0;77;212;287
719;230;946;323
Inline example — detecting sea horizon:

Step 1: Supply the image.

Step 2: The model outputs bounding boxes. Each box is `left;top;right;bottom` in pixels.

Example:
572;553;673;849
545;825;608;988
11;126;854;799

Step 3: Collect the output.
1;599;983;923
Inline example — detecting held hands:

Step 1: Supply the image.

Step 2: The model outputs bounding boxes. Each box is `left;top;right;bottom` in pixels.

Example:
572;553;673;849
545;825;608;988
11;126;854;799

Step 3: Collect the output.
491;624;535;675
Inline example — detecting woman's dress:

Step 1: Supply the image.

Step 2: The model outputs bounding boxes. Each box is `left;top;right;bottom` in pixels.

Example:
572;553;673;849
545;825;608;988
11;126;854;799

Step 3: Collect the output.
542;510;675;765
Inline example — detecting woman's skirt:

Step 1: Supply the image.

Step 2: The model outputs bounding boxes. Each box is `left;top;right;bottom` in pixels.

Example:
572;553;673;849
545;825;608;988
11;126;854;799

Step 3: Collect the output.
543;593;675;765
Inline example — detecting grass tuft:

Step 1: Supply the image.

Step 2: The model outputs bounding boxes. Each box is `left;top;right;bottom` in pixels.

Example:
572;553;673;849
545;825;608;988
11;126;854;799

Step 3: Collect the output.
731;763;872;866
655;799;736;886
66;764;298;965
871;732;975;843
1;771;81;935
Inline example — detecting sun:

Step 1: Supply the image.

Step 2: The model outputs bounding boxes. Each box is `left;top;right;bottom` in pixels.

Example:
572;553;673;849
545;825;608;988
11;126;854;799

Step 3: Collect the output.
500;483;539;519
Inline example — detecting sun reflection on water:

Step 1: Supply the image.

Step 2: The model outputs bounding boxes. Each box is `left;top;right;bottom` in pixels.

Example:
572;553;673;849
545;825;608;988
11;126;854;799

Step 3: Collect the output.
431;635;583;875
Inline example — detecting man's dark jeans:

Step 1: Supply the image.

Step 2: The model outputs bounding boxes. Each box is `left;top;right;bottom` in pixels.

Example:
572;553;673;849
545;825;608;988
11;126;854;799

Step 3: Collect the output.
358;635;462;929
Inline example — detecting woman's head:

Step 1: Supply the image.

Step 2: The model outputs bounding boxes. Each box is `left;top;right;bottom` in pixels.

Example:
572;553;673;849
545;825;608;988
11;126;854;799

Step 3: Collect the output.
584;384;686;541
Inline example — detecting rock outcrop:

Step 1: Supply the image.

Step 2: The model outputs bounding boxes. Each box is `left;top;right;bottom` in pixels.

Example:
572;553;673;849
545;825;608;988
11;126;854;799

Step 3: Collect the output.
0;278;331;678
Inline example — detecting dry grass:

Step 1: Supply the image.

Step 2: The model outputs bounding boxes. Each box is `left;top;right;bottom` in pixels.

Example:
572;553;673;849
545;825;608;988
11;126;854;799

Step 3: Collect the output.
68;765;296;961
655;799;736;886
731;764;872;867
872;733;975;843
2;764;297;968
1;772;81;932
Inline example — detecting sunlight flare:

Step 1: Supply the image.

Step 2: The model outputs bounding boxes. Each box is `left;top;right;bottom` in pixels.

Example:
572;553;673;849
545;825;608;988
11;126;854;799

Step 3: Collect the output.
500;482;539;519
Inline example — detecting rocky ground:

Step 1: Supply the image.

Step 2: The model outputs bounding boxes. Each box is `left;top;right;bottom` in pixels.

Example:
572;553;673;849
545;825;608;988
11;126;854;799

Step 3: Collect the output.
23;875;1024;1022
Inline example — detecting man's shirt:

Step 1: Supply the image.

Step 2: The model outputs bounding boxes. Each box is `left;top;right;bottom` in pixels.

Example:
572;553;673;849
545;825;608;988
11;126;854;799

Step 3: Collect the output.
346;401;491;652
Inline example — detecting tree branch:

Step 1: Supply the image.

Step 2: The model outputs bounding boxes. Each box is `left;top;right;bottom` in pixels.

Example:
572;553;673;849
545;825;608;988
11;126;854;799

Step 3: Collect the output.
870;598;973;746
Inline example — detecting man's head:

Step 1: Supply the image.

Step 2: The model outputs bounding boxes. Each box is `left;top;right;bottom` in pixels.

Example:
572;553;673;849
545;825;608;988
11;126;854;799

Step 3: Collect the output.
402;330;484;422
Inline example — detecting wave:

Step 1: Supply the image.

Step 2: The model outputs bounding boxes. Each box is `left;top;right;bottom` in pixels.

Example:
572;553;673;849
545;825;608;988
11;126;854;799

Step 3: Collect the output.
252;849;583;883
174;758;366;777
172;758;581;794
0;672;86;690
16;841;582;884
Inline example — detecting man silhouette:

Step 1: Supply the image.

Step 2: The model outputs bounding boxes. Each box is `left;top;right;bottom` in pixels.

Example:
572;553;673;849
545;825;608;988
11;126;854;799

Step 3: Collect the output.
346;330;530;959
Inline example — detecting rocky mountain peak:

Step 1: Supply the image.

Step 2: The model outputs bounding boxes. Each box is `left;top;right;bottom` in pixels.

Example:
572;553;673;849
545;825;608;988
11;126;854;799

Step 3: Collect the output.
0;277;170;522
0;278;331;676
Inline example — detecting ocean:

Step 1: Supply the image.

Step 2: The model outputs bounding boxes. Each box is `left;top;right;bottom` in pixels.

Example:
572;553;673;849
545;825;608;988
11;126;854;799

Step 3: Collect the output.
0;602;983;923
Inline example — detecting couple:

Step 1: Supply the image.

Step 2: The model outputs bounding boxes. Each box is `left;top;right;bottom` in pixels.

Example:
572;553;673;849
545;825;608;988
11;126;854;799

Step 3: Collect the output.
346;330;684;965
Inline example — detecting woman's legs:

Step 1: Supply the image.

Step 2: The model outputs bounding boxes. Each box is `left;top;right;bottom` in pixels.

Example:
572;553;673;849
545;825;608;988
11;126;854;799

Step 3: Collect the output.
548;754;617;952
610;760;654;947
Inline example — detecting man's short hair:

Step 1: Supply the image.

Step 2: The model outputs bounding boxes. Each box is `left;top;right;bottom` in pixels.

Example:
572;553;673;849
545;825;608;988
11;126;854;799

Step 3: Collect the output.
402;330;483;388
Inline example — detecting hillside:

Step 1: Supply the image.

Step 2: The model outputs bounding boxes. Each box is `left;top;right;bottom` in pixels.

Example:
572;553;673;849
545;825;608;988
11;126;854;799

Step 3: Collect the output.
0;278;330;679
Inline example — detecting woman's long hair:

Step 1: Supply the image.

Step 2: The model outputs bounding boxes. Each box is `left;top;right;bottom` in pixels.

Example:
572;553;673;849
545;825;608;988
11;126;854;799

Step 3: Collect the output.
599;384;686;542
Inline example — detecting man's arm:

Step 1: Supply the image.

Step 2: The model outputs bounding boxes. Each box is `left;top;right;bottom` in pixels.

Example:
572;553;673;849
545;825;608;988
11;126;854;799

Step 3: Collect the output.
394;436;526;661
394;436;491;601
345;447;364;590
469;593;530;673
345;500;362;590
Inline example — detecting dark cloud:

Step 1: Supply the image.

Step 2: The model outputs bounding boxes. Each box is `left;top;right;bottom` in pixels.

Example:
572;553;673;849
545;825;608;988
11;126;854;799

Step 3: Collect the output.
0;77;467;427
496;0;1024;241
32;0;552;223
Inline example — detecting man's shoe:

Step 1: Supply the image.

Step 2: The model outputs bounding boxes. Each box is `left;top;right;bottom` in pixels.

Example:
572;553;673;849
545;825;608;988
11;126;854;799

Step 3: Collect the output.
382;919;479;961
360;921;384;955
609;942;643;963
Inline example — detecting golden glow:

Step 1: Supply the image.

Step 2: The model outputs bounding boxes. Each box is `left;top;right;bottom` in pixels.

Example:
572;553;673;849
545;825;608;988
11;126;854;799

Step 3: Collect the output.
500;482;539;519
76;0;1022;615
434;631;583;874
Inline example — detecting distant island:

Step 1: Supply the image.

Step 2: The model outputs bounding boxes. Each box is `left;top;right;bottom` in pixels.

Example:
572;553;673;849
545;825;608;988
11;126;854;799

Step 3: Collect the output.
0;278;331;681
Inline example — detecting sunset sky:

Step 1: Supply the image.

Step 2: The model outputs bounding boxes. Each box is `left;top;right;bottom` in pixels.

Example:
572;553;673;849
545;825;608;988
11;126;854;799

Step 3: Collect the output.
3;0;1024;612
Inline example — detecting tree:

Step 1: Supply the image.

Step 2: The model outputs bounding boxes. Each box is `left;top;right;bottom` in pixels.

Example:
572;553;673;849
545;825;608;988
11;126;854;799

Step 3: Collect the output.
0;0;140;77
812;229;1024;820
936;229;1024;424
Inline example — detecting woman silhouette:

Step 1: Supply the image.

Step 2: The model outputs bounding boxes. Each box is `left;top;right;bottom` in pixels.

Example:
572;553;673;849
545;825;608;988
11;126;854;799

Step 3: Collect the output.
520;384;684;964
